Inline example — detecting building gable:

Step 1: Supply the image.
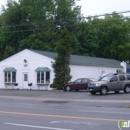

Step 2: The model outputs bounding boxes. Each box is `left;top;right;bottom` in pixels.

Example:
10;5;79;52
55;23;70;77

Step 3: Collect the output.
0;49;54;65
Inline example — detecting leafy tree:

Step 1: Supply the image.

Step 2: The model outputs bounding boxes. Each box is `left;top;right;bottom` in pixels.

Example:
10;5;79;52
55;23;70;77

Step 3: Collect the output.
0;0;56;58
92;13;130;61
1;0;130;64
75;20;99;56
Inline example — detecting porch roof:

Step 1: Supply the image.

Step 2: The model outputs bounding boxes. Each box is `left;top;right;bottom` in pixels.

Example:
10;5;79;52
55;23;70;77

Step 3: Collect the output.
35;67;51;71
4;67;17;72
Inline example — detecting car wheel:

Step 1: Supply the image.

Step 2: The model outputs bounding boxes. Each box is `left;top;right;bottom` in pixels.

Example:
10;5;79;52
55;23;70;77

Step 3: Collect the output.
90;92;96;95
66;86;71;91
124;85;130;93
114;91;119;94
100;87;107;95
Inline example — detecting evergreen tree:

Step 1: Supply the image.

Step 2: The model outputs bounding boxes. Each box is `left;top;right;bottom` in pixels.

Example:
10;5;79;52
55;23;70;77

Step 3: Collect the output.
52;28;72;89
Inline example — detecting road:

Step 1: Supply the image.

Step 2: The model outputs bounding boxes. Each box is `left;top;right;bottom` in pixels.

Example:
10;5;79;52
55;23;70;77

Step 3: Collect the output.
0;89;129;130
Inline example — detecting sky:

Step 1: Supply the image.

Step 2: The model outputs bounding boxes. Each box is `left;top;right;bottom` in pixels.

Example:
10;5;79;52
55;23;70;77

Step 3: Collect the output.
76;0;130;17
0;0;130;17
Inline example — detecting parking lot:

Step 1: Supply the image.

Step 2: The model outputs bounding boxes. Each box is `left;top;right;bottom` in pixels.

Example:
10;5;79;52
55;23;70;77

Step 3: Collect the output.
0;89;130;107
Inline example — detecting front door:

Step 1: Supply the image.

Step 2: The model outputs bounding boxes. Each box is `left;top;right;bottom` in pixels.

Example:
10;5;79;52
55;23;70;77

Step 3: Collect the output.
108;76;119;90
22;72;29;89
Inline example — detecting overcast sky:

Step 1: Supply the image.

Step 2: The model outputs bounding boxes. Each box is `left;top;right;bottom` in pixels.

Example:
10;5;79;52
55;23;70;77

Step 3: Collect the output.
76;0;130;17
0;0;130;17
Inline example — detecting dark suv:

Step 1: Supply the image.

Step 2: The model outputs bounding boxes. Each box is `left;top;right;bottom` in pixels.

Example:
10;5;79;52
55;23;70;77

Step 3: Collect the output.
88;73;130;95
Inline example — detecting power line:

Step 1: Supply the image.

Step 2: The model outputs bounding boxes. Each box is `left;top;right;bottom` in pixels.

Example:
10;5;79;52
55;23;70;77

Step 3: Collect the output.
84;10;130;18
0;10;130;29
1;17;130;34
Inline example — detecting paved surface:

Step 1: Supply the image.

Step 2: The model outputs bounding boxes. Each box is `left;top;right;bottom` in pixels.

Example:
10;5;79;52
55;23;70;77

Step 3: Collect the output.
0;89;130;101
0;89;130;130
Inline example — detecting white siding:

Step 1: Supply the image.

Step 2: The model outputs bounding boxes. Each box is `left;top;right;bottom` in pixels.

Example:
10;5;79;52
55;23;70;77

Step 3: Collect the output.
0;49;54;90
70;65;122;81
0;49;123;90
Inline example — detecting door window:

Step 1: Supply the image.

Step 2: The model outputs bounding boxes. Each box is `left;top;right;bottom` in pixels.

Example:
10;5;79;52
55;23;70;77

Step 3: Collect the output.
110;76;118;82
126;74;130;80
119;75;125;81
82;78;88;83
74;79;82;83
24;74;28;81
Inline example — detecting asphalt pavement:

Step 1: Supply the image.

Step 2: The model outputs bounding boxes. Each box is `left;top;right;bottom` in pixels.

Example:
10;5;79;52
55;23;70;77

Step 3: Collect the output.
0;88;129;101
0;89;130;108
0;89;130;130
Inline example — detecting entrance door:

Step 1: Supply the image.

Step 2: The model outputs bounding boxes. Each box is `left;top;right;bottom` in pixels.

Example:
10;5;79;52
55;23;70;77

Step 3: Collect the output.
23;72;29;89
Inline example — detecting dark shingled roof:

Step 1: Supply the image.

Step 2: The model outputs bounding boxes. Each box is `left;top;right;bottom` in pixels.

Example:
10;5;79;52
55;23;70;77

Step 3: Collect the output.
29;49;122;68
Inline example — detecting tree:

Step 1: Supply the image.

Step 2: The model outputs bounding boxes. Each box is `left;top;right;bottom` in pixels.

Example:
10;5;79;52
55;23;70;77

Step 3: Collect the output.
75;20;99;56
50;0;82;89
0;0;82;60
0;0;56;58
92;13;130;61
52;28;72;89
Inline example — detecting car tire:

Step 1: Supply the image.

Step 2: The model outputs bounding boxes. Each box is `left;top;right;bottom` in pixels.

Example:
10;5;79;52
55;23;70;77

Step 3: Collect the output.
114;91;119;94
124;85;130;93
90;92;96;95
66;86;71;91
100;87;107;95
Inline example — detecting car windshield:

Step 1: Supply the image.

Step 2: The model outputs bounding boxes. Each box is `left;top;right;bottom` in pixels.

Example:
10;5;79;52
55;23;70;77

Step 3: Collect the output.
99;75;111;81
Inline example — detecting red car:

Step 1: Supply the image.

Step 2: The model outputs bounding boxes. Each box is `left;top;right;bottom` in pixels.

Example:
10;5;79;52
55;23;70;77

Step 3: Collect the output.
63;78;97;91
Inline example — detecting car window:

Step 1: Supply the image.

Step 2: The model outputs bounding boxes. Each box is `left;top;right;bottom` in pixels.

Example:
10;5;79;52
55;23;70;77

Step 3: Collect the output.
110;76;118;82
82;78;88;83
126;74;130;80
99;75;111;81
119;75;125;81
90;78;97;82
74;79;82;83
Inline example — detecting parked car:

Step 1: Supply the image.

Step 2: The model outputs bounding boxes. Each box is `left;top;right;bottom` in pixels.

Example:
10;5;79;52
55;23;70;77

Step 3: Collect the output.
63;78;97;91
88;73;130;95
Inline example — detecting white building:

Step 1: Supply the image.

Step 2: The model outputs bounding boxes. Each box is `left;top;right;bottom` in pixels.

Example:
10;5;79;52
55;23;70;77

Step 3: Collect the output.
0;49;123;90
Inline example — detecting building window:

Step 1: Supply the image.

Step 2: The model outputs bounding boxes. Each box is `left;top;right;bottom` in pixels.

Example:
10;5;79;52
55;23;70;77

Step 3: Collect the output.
4;67;17;83
12;72;16;82
4;72;7;82
36;71;50;84
46;72;50;83
37;71;40;83
36;67;51;84
41;71;44;83
4;71;16;83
